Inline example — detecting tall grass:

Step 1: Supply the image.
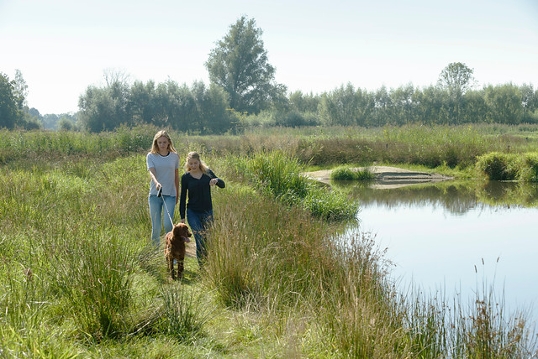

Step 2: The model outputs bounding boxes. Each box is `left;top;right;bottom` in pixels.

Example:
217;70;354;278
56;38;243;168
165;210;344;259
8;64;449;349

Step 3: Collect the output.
476;152;538;182
0;154;214;354
228;151;359;220
331;166;374;181
132;284;213;342
1;128;537;357
3;123;538;170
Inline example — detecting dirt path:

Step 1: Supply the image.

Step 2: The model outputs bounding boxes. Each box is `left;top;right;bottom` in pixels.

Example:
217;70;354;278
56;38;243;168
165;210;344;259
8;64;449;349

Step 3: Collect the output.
304;166;453;189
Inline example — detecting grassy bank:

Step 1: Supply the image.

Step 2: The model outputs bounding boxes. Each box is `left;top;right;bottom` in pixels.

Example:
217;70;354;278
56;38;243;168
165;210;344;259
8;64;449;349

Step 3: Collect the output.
1;126;537;358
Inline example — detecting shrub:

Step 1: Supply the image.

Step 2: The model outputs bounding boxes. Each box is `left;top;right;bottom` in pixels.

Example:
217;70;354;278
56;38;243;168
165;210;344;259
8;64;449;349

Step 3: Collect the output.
475;152;519;180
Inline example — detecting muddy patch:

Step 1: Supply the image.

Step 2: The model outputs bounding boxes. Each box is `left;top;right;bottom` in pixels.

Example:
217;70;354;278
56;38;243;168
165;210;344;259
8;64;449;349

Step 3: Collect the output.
304;166;453;189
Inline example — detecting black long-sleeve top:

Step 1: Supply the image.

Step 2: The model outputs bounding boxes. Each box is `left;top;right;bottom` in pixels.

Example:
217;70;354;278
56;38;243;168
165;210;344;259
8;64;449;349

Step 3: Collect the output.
179;169;225;219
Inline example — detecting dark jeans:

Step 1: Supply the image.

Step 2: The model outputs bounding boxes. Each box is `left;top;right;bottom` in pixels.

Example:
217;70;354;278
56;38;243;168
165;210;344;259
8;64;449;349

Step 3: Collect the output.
186;208;213;264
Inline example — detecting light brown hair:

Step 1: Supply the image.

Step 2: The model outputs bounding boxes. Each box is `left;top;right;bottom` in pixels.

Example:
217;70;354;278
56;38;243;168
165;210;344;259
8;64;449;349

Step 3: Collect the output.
184;151;208;173
150;130;177;154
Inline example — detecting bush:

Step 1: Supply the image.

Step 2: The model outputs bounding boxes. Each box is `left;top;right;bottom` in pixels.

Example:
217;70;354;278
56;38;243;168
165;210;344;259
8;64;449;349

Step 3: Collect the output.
475;152;519;181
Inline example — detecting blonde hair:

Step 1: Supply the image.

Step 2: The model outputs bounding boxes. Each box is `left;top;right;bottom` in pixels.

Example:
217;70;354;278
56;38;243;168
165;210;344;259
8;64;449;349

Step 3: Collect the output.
150;130;177;154
184;151;208;173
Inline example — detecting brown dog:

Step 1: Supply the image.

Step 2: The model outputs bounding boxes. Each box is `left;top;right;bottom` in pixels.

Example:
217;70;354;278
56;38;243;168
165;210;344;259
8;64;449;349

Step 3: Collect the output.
164;223;192;280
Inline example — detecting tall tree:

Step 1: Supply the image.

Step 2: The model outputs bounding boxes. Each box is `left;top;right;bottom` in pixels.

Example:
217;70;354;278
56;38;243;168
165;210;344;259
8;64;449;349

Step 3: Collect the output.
206;16;285;114
520;83;537;123
484;84;523;124
437;62;475;96
0;72;20;129
437;62;475;124
390;84;416;125
78;70;132;132
13;69;28;110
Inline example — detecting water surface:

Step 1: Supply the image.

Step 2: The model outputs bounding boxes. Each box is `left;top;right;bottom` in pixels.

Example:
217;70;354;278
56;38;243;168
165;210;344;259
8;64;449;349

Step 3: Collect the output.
342;180;538;320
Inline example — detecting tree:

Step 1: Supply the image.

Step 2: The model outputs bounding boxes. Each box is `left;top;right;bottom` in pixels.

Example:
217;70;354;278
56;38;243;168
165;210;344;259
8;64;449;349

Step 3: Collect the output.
13;69;28;110
129;80;163;125
205;16;286;114
372;86;392;126
289;91;320;114
78;70;132;132
390;84;417;125
484;84;523;124
437;62;475;96
319;83;361;126
0;72;20;129
437;62;475;124
196;82;234;134
520;83;537;123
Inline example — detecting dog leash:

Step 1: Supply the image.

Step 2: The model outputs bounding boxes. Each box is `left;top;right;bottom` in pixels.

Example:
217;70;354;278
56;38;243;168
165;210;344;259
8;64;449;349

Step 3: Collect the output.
157;187;174;225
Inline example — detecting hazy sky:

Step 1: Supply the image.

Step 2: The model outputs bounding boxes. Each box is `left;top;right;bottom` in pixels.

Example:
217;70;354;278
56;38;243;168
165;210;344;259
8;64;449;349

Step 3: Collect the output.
1;0;537;114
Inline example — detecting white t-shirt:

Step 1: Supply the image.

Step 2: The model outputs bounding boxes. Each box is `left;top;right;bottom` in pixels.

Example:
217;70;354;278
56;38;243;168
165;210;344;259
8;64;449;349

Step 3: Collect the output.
146;152;180;196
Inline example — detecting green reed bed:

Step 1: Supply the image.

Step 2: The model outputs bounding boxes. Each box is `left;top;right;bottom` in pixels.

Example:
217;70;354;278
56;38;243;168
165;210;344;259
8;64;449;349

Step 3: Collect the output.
4;123;538;170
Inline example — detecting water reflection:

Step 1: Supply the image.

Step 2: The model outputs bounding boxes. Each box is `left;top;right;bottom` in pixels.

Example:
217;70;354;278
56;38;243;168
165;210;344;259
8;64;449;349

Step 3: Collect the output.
337;180;538;323
340;180;538;215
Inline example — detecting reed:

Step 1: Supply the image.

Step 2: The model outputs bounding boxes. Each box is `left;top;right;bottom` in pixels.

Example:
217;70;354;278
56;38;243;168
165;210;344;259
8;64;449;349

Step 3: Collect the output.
476;151;538;182
227;151;358;220
331;166;374;181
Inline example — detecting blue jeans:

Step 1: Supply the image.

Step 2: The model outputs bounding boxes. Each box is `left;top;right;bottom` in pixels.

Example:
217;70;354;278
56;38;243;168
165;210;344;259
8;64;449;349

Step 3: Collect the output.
186;208;213;264
148;195;176;247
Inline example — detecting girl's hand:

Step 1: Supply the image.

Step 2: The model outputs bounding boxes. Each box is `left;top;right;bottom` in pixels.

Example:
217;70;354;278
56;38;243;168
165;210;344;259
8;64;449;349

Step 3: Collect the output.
210;178;218;186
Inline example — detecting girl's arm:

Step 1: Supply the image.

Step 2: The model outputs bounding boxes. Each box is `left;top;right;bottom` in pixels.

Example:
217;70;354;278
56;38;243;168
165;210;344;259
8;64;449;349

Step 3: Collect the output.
179;174;188;221
208;169;225;188
148;167;161;189
174;168;179;203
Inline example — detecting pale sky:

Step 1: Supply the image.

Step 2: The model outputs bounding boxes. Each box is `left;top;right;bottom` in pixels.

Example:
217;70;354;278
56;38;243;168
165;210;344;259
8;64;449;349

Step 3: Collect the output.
1;0;537;114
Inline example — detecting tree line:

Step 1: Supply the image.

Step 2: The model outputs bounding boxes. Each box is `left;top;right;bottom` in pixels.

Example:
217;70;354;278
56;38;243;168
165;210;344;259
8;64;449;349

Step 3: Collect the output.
1;16;537;132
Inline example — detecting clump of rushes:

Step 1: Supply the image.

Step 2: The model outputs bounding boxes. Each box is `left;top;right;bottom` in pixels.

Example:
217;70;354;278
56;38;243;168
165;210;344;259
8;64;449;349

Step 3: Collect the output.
475;152;519;180
232;151;358;221
476;151;538;182
133;285;212;341
519;152;538;182
331;166;374;181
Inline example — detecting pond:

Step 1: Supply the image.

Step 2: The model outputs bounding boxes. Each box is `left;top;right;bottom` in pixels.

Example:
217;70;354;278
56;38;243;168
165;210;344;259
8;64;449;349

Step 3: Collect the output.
340;180;538;323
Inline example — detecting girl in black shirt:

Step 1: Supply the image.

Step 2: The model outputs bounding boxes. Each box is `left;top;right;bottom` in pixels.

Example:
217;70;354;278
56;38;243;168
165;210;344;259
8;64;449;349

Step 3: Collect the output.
179;152;225;264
